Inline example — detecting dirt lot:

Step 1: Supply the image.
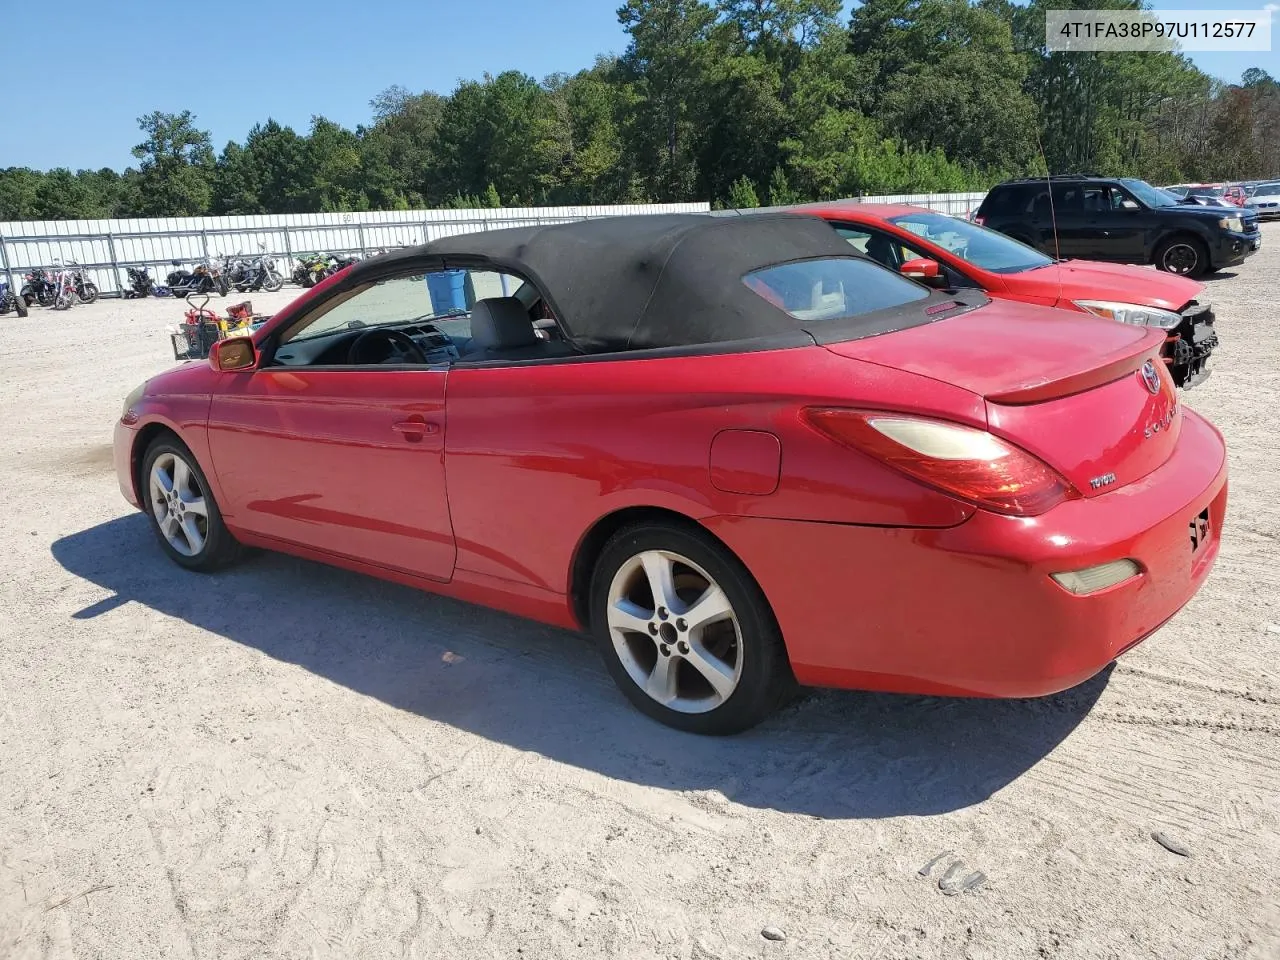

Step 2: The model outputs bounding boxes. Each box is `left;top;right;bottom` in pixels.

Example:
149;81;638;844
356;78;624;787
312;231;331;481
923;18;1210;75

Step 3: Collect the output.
2;238;1278;960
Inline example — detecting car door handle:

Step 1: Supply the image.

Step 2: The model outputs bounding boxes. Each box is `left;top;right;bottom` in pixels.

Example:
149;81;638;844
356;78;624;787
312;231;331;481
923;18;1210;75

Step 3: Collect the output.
392;418;439;440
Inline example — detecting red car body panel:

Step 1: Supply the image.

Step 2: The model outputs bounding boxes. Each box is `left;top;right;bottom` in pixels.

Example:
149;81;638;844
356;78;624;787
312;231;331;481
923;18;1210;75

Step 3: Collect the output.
794;201;1206;312
115;225;1229;702
707;408;1226;696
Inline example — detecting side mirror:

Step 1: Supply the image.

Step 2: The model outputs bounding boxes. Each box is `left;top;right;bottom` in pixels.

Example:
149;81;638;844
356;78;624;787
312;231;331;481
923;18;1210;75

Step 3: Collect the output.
209;336;257;372
900;257;945;287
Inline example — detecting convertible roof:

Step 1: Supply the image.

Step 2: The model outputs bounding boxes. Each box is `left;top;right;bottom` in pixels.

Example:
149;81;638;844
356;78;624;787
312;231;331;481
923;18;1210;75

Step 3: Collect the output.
356;213;868;353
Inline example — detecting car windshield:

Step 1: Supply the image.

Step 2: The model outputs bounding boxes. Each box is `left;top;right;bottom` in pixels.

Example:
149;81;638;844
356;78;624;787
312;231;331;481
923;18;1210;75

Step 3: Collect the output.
1121;178;1180;208
887;212;1055;274
742;257;928;322
1249;182;1280;196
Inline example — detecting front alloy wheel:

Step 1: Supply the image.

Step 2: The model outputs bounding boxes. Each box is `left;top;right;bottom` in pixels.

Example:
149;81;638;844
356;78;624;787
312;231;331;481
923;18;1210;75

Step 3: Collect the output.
142;438;242;571
149;451;211;557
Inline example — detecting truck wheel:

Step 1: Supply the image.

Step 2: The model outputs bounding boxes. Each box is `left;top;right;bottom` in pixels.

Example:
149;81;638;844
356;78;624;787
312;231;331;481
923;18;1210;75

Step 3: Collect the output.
1155;236;1209;278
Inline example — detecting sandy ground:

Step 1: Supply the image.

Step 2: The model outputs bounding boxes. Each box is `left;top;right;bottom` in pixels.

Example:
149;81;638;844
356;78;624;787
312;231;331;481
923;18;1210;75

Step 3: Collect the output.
1;239;1278;960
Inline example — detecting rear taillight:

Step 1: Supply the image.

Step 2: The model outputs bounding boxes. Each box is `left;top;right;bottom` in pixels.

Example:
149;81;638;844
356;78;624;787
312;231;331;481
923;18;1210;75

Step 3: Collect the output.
804;409;1078;516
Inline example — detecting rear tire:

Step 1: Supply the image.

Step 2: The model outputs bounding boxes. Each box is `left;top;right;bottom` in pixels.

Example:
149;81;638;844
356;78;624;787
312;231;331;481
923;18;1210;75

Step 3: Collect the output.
1155;236;1209;278
589;522;795;735
141;437;242;572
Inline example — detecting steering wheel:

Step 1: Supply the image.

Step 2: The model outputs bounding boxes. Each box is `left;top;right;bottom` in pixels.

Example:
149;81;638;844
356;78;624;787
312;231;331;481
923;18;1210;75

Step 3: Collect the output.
347;328;428;365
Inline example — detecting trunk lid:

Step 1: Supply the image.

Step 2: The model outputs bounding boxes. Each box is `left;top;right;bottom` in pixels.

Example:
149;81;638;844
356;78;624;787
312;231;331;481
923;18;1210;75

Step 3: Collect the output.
826;299;1179;496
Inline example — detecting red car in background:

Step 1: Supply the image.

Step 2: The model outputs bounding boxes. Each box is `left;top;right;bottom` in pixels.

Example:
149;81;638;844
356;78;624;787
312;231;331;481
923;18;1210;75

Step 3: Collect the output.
786;201;1217;388
114;214;1227;734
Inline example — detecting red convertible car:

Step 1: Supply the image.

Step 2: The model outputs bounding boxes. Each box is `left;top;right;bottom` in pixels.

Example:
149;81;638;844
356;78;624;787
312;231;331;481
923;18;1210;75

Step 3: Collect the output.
114;214;1227;734
778;201;1218;389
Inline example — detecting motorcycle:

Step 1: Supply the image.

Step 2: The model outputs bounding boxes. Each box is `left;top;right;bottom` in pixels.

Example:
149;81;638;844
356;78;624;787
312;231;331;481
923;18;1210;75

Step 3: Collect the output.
292;252;332;288
228;245;284;293
63;260;99;303
0;280;30;317
122;266;157;298
20;269;55;307
166;258;229;298
50;263;79;310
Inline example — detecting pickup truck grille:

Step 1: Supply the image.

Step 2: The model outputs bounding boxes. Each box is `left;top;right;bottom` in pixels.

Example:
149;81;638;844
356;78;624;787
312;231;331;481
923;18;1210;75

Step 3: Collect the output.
1169;300;1217;389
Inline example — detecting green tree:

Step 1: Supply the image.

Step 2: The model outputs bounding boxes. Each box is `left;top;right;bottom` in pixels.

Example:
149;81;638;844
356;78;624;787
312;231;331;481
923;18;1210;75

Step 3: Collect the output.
305;117;367;211
0;168;44;220
240;120;312;213
849;0;1037;173
617;0;717;199
131;111;215;216
727;174;760;206
766;165;799;205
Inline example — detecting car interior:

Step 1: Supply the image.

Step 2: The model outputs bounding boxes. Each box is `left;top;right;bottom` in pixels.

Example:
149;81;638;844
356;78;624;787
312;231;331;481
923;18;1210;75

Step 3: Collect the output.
267;269;579;368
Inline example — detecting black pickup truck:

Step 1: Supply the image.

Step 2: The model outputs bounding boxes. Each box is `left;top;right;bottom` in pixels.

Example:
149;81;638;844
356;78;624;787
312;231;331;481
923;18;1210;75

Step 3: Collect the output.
975;175;1261;279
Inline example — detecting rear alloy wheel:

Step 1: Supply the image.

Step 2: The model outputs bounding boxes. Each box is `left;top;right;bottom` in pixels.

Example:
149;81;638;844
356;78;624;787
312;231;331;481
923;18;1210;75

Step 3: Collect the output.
590;523;794;734
143;438;242;571
1156;236;1208;278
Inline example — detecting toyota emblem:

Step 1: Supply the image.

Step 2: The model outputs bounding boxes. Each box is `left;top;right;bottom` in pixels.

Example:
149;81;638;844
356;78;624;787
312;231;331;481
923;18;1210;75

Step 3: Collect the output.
1139;360;1161;395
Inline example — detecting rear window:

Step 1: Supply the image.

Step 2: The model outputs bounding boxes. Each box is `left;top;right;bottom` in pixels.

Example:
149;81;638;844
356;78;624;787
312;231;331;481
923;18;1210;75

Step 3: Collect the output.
978;185;1030;216
743;257;929;323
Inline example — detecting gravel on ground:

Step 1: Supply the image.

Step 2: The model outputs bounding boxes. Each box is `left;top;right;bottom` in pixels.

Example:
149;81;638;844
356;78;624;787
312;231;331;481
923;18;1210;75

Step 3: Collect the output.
1;237;1278;959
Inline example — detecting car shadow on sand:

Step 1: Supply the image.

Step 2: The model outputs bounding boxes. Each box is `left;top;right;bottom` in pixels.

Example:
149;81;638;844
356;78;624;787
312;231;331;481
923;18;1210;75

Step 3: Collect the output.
53;515;1109;821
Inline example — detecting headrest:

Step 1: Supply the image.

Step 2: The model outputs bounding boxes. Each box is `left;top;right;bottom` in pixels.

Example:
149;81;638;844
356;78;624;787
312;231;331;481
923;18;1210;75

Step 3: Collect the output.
469;297;538;349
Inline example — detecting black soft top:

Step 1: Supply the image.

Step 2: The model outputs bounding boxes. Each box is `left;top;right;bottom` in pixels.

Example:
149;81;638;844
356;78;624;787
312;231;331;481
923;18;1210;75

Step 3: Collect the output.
348;212;946;354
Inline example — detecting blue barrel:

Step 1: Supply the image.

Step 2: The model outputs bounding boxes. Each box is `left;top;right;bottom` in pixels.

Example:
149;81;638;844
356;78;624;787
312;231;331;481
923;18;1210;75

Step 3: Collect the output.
426;269;468;314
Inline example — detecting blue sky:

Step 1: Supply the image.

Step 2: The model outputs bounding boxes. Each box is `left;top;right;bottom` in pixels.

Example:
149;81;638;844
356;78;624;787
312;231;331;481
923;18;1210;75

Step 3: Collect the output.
6;0;1276;172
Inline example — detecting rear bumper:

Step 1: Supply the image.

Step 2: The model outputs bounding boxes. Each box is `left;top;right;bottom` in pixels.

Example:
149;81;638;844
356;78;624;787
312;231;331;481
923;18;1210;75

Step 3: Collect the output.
706;410;1228;698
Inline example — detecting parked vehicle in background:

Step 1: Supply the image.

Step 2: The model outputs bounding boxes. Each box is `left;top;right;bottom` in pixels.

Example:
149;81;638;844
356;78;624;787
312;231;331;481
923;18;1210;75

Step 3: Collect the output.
20;268;55;307
976;175;1261;278
1165;183;1227;203
227;246;284;293
292;253;332;287
0;280;30;317
1222;185;1248;206
114;214;1227;734
123;266;157;298
783;201;1217;389
166;258;229;298
49;263;78;310
1245;181;1280;220
61;260;99;303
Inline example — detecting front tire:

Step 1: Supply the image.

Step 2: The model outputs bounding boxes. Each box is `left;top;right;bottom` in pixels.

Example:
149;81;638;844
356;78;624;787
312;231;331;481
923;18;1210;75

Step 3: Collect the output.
77;281;99;304
1155;236;1209;278
589;523;795;735
141;437;242;571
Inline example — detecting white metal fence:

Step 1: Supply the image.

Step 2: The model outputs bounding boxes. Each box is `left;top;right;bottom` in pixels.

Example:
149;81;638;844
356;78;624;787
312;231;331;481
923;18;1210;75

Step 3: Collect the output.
0;192;988;297
0;203;711;298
